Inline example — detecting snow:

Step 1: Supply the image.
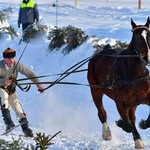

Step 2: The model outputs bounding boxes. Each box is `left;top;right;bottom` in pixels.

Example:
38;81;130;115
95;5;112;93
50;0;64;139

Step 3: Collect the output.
0;0;150;149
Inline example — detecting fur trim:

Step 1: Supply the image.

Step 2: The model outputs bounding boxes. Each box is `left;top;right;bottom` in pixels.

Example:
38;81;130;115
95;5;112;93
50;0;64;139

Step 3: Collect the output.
3;47;16;58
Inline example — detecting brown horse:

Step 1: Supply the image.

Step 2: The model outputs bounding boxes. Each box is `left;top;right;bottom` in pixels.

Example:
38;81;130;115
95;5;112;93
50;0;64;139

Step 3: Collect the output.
87;17;150;149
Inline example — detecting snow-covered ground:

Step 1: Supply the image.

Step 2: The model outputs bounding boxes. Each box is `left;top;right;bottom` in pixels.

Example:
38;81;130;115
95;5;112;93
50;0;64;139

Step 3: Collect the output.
0;0;150;149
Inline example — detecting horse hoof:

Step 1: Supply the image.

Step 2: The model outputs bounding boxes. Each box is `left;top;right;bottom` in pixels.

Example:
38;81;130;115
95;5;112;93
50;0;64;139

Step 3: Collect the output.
135;139;144;149
102;122;112;140
139;119;148;129
115;119;132;133
115;119;123;127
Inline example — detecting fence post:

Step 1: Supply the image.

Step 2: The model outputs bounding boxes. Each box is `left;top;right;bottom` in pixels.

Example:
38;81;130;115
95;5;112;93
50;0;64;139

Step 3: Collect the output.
138;0;141;9
56;0;58;27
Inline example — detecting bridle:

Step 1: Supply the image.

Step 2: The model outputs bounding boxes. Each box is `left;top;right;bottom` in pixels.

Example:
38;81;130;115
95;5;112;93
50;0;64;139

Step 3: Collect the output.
131;26;149;32
131;26;150;64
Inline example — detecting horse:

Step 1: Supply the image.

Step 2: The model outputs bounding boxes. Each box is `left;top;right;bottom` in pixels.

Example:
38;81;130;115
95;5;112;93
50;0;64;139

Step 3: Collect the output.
87;17;150;149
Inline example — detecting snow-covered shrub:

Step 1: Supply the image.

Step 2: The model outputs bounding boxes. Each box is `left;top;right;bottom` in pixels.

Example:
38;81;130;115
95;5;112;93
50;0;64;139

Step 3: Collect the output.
113;40;128;49
0;7;12;24
0;137;25;149
0;131;60;149
0;7;18;39
48;27;65;50
62;25;88;55
48;25;88;54
93;37;128;53
0;26;18;39
22;23;48;42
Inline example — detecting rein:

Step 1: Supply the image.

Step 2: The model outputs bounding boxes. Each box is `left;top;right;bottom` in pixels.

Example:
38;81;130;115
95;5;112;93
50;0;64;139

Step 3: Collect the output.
43;56;91;91
16;56;91;92
17;69;87;82
16;24;150;92
12;41;32;92
17;73;150;89
16;58;149;92
16;50;147;92
19;53;140;82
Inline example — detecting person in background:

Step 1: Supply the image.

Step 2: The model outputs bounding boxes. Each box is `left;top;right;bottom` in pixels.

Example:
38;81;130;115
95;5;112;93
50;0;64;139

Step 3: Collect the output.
0;47;45;137
18;0;39;31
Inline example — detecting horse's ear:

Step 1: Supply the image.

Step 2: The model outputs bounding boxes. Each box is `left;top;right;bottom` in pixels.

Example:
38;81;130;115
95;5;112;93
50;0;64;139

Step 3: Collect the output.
131;18;137;29
145;17;150;28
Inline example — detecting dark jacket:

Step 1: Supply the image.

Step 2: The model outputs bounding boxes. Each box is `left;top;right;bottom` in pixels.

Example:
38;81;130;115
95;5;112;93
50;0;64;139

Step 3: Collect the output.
18;0;39;24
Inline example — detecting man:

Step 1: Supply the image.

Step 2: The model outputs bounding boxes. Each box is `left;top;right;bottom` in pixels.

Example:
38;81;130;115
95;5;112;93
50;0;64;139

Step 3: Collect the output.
18;0;39;31
0;47;45;137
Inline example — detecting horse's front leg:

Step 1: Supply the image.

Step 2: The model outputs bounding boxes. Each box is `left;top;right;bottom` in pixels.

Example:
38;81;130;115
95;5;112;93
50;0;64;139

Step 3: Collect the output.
90;88;111;140
129;108;144;149
115;103;133;133
139;113;150;129
116;106;144;148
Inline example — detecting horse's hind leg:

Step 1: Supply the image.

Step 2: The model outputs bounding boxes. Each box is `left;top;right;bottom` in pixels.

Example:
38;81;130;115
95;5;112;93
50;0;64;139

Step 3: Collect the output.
90;88;112;140
139;113;150;129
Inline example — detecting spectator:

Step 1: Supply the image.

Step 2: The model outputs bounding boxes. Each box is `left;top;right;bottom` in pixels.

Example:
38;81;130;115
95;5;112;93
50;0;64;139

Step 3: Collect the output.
18;0;39;31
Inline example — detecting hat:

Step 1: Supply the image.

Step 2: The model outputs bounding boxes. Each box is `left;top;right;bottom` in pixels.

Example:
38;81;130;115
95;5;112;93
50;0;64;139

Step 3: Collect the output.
3;47;16;58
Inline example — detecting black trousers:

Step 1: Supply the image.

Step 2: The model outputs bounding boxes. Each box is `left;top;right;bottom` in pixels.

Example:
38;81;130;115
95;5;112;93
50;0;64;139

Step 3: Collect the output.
22;23;33;31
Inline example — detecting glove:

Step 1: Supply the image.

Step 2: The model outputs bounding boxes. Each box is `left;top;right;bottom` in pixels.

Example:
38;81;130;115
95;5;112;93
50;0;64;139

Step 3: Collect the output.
38;85;45;93
18;23;21;28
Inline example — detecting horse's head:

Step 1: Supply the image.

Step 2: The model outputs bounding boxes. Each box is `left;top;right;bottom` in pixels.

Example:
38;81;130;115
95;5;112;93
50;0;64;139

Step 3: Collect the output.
131;17;150;64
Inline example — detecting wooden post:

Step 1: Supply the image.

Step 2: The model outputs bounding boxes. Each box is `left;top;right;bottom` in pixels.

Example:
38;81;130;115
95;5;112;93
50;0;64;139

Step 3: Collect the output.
75;0;78;7
56;0;58;27
138;0;141;9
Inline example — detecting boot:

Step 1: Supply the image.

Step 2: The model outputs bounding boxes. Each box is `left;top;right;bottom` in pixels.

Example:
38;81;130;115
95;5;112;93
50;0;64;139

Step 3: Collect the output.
20;118;33;137
1;108;15;131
